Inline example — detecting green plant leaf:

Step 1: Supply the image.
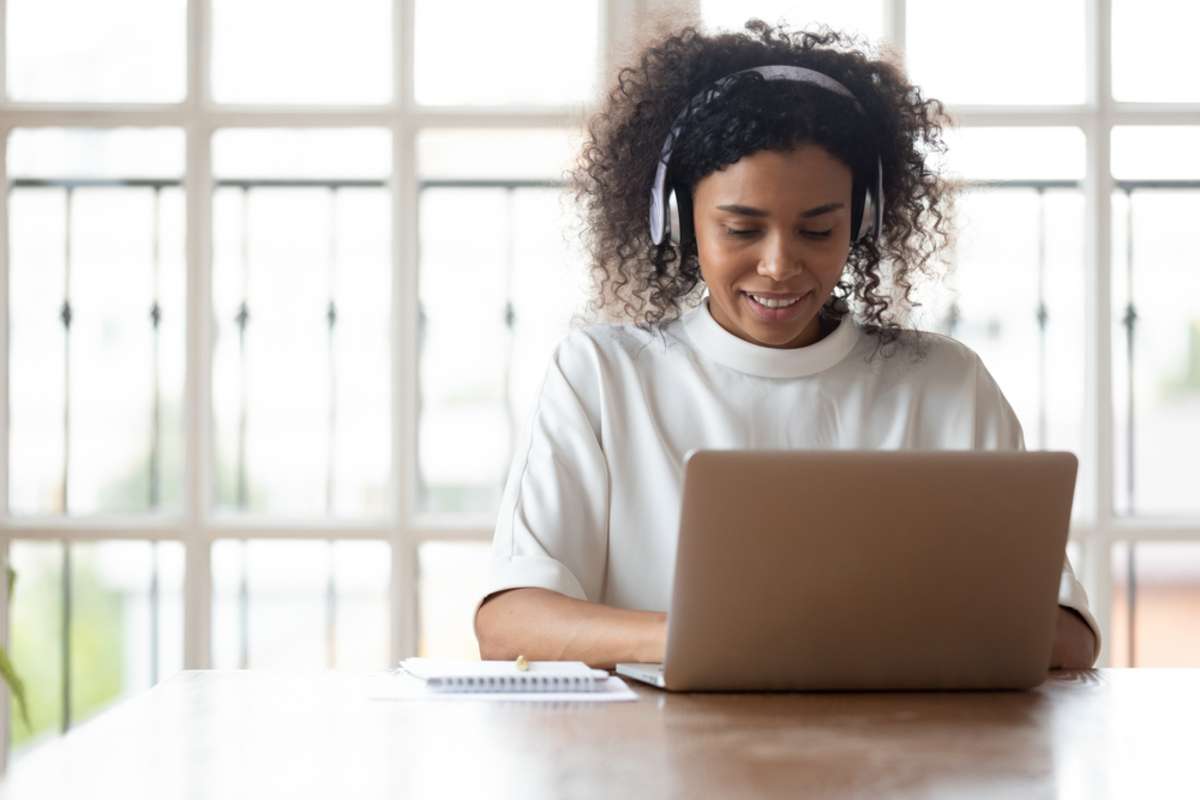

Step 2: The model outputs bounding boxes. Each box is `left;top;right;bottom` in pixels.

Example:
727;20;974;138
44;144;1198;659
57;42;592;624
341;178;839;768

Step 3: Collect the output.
2;566;31;730
0;646;30;731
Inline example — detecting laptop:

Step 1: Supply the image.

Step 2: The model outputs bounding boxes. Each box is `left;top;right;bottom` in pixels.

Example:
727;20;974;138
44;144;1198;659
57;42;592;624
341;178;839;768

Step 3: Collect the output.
616;450;1077;691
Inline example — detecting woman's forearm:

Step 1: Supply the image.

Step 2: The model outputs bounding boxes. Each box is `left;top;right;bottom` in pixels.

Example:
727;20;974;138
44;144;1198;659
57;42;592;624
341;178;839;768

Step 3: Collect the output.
475;587;666;669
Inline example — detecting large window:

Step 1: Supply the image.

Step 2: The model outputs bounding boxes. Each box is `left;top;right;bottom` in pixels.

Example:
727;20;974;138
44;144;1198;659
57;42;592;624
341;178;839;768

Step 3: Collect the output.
3;0;1198;767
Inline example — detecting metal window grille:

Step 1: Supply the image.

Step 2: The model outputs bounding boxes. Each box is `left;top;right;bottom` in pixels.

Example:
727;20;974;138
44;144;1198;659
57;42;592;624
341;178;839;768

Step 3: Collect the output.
0;0;1198;770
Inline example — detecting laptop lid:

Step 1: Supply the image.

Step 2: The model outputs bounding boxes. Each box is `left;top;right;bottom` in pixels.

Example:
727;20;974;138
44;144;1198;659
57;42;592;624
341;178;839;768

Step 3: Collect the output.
662;450;1077;691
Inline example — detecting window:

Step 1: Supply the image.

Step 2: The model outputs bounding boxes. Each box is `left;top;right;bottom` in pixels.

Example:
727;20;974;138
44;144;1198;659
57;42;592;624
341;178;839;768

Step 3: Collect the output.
416;129;587;515
3;0;1199;769
8;128;187;516
7;0;186;102
906;0;1086;105
926;127;1090;519
210;128;392;517
1;0;613;765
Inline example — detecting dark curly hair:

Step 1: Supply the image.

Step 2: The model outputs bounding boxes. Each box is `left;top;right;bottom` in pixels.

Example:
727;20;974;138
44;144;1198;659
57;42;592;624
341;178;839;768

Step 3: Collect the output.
571;20;954;350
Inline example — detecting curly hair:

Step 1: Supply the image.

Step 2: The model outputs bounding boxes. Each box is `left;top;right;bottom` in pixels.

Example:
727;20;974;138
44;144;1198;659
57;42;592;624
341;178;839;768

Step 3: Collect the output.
571;20;954;350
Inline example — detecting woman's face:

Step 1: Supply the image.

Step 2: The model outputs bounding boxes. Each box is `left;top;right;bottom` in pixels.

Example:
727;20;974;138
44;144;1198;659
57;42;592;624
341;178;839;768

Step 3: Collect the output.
691;145;854;349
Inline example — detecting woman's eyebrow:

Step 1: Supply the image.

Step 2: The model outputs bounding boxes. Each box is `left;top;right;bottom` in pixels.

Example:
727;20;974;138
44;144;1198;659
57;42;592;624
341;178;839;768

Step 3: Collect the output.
716;202;845;218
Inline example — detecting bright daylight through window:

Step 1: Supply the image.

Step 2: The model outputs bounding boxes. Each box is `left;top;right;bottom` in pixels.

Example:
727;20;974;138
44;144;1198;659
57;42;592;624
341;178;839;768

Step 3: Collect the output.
1;0;1198;767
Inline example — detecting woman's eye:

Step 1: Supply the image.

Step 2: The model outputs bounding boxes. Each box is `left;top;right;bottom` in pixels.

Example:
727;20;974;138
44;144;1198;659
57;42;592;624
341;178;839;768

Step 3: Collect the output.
722;227;833;239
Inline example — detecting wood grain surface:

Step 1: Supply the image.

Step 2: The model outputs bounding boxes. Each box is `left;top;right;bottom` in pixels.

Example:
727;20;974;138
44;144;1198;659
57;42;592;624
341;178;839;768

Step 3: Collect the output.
2;669;1196;799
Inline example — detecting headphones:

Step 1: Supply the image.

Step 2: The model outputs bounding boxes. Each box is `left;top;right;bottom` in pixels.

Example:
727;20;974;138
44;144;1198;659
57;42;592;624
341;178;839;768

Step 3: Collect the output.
648;64;885;248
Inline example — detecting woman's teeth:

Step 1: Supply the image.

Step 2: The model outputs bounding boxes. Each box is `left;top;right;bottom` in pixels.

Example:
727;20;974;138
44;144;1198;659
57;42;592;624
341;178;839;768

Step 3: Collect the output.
747;293;801;308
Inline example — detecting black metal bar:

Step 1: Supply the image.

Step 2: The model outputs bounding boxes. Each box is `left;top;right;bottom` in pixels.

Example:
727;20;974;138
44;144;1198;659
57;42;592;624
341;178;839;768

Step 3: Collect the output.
149;187;163;686
237;187;251;670
9;178;387;190
326;188;338;517
326;188;339;670
61;541;71;734
61;187;73;515
967;179;1200;191
149;186;163;510
219;179;386;190
502;188;517;493
12;178;181;189
61;188;74;733
944;302;961;338
1123;188;1138;514
236;186;250;512
1113;179;1200;191
1035;187;1049;449
12;176;1200;192
420;178;565;190
967;179;1081;190
1122;187;1138;667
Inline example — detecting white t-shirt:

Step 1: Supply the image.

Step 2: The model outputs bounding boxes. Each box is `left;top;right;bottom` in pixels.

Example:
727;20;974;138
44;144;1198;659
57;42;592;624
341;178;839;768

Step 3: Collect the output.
481;300;1102;652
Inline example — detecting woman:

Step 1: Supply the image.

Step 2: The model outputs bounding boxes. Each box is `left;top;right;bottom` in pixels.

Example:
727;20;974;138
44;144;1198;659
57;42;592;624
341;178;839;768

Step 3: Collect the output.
474;22;1100;670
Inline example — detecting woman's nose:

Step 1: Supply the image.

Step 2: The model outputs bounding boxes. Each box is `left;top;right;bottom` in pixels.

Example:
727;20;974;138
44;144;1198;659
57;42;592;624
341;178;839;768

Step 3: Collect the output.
757;233;805;281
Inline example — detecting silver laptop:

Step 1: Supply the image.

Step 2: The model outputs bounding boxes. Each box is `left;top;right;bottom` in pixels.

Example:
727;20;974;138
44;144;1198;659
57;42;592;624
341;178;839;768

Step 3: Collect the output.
616;450;1077;691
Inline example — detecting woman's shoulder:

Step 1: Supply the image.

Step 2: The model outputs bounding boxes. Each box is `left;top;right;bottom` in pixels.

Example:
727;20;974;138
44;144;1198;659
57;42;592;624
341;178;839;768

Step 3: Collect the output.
865;326;988;380
877;327;1016;414
553;316;686;372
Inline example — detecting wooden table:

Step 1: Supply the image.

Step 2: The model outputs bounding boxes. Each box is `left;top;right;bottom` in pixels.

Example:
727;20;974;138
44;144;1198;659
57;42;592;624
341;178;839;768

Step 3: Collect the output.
1;669;1196;799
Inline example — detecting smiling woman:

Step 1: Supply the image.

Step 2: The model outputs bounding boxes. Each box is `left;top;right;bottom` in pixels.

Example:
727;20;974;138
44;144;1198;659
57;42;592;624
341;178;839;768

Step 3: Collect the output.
475;21;1100;671
572;22;952;349
693;146;854;348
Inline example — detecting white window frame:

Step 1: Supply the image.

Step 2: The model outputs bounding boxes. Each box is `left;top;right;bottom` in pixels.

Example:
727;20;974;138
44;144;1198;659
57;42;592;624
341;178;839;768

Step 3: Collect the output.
1;0;1199;765
0;0;641;764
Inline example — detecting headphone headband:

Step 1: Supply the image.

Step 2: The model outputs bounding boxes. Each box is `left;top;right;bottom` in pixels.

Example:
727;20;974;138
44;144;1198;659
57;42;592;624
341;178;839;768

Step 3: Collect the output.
648;64;884;246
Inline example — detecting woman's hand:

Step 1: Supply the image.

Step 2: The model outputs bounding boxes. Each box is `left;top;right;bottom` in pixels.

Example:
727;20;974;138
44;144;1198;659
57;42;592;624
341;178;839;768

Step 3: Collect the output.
475;587;668;669
1050;606;1098;669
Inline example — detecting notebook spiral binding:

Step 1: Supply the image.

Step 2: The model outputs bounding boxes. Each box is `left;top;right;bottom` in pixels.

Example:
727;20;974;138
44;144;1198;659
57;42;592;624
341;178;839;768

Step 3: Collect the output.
426;675;601;693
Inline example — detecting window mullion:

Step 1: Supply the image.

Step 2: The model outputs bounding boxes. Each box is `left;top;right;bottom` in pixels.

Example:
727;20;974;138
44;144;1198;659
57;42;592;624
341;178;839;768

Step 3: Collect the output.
391;0;419;663
397;0;413;112
0;0;6;103
182;0;214;670
600;0;639;90
884;0;907;61
1081;0;1115;666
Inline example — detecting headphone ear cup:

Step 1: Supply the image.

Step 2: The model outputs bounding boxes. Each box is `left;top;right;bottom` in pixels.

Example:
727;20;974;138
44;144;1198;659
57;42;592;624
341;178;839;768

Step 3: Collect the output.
857;189;876;242
851;157;885;243
667;189;682;247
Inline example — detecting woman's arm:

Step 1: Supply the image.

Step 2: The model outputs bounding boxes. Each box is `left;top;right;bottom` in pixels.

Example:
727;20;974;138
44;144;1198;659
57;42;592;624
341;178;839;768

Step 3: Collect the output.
477;592;1096;671
1050;606;1098;669
475;588;666;669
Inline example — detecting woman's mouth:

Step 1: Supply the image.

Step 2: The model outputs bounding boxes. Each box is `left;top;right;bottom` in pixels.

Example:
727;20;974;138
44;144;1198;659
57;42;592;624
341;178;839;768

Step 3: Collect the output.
742;290;811;321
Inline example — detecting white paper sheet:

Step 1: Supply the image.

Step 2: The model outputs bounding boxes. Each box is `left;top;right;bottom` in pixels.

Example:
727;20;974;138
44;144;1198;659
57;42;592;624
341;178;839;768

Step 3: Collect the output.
367;672;639;703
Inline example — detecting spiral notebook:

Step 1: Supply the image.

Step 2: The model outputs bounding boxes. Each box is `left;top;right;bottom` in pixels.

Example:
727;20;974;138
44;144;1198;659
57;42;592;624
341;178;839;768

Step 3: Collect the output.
397;658;610;693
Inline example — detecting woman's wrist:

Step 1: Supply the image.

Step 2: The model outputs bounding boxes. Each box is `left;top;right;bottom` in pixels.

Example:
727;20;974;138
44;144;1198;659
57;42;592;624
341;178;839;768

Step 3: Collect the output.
634;611;668;663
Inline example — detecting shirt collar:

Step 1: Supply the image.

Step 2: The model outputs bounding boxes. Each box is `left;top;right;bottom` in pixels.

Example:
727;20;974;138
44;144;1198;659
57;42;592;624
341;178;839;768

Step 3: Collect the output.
681;298;861;378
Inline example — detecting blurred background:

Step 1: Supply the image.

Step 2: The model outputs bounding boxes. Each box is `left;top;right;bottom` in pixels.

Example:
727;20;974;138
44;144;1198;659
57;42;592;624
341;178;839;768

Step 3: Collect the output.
1;0;1198;768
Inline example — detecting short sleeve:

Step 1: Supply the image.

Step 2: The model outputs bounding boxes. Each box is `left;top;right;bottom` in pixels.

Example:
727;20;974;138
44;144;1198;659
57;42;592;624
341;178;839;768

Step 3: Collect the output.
1057;554;1102;664
971;352;1102;662
474;333;610;614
